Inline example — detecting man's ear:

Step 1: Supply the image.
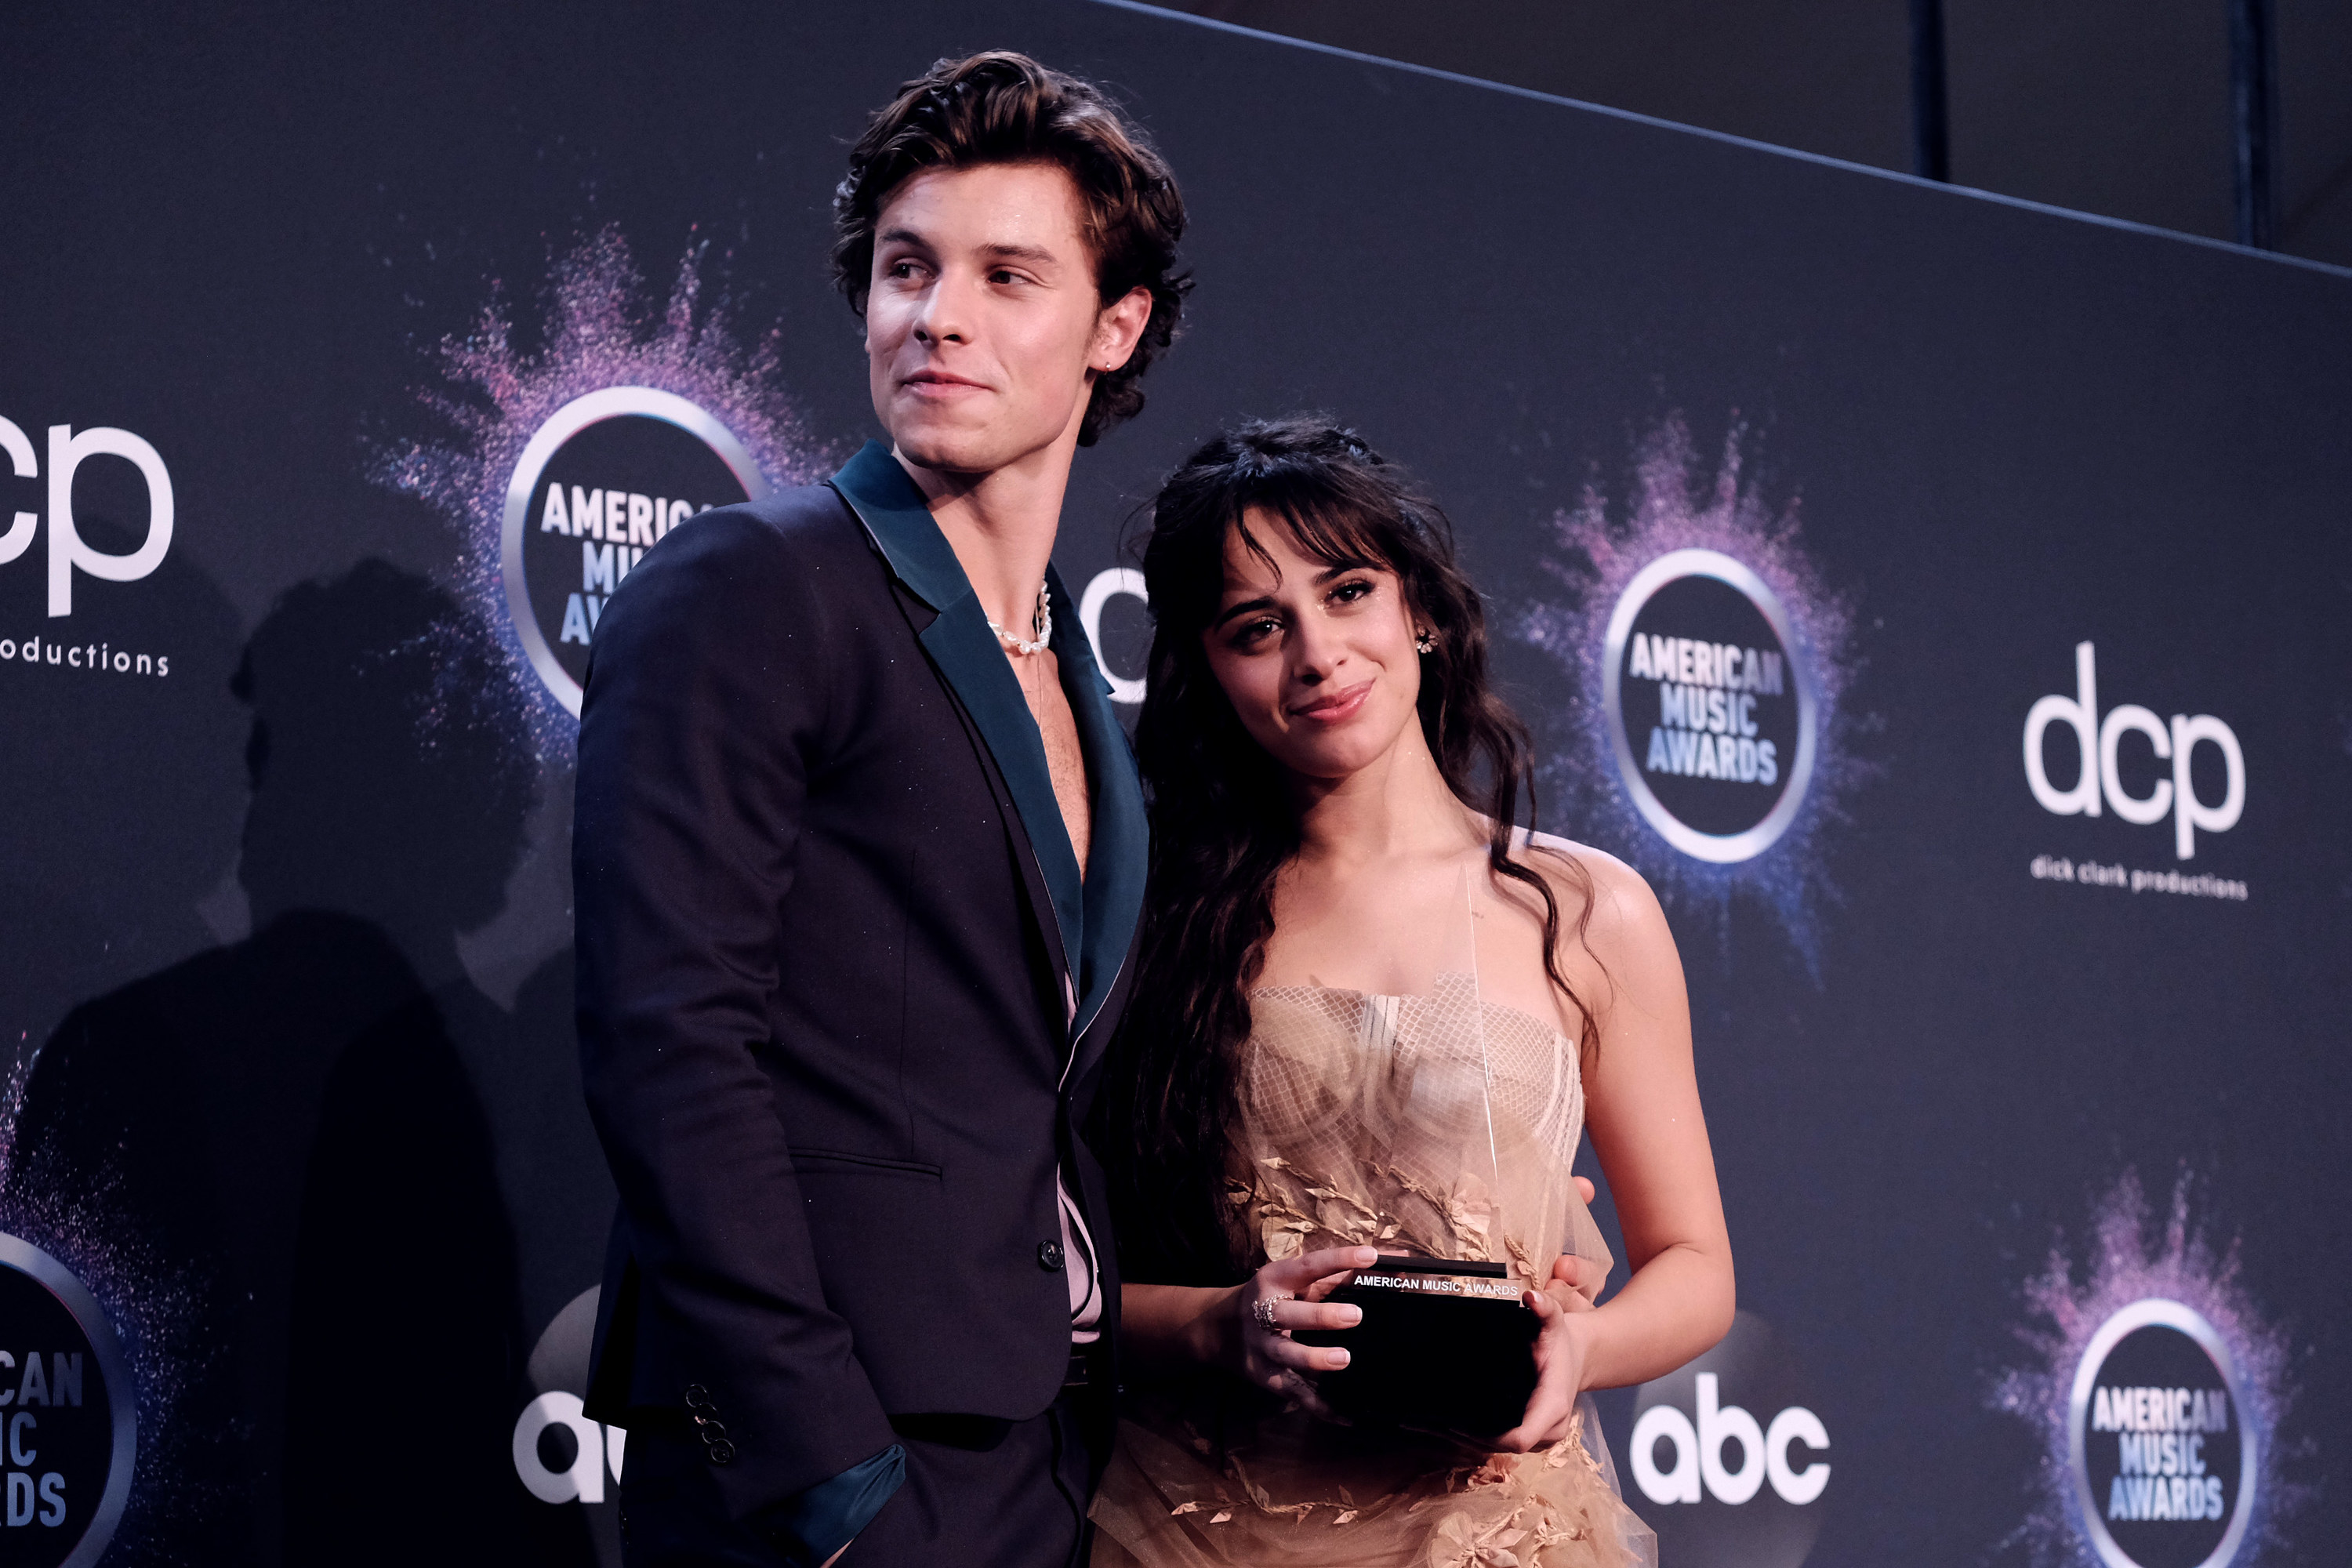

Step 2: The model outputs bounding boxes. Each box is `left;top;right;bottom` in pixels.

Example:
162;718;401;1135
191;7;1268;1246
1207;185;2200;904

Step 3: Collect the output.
1091;285;1155;376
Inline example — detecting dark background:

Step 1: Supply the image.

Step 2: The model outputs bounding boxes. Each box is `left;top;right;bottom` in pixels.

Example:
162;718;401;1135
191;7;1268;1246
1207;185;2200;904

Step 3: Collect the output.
3;2;2347;1563
1166;0;2352;267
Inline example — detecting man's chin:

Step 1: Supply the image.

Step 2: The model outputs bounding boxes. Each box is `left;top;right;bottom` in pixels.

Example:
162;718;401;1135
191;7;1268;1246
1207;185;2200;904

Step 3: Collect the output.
891;426;1039;481
892;435;992;477
885;397;1083;480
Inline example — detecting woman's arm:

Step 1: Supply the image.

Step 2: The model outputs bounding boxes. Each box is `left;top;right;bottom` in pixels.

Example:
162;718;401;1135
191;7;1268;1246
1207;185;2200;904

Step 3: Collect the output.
1120;1282;1238;1377
1498;851;1734;1450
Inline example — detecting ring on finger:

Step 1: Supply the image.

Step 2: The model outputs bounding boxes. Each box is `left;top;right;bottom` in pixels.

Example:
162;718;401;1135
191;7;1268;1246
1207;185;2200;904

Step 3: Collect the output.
1252;1294;1291;1330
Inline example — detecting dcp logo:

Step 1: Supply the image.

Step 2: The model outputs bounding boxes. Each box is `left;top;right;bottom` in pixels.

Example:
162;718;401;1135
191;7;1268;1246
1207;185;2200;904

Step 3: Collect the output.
0;416;174;618
1602;550;1817;862
2024;643;2244;861
2069;1299;2254;1568
0;1234;136;1568
503;387;769;715
1627;1310;1829;1568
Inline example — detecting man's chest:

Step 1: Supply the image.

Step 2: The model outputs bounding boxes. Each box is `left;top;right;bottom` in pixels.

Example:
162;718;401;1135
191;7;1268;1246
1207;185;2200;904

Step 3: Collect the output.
1014;648;1093;878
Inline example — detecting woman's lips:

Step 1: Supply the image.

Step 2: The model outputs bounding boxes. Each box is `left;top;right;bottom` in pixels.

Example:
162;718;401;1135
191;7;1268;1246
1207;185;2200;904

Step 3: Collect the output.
1289;680;1374;724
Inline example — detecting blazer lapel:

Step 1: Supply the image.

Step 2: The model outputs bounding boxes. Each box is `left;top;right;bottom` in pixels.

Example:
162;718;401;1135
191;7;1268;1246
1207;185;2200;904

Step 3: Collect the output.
829;444;1085;989
1048;565;1147;1048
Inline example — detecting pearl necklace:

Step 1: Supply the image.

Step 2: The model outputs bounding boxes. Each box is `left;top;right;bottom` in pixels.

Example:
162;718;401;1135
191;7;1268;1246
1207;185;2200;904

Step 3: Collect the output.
987;581;1053;656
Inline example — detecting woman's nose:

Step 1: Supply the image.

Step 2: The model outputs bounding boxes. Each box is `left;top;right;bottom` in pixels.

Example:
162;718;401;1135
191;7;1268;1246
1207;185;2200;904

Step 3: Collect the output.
1287;618;1343;684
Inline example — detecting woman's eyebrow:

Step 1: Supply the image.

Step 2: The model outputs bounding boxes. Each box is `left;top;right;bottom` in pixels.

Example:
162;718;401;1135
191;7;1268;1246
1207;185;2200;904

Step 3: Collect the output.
1212;562;1380;628
1212;594;1278;630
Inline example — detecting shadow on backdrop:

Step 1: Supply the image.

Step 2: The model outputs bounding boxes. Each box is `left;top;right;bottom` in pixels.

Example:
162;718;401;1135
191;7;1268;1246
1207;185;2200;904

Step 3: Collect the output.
0;510;246;1083
9;560;592;1566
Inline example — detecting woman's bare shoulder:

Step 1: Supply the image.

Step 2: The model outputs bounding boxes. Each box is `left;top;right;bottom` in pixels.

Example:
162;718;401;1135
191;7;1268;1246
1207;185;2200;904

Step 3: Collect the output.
1508;829;1672;963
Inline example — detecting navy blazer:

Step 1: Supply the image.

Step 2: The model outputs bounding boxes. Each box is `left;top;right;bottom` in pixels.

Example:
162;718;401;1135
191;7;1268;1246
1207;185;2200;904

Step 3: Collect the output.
574;442;1146;1522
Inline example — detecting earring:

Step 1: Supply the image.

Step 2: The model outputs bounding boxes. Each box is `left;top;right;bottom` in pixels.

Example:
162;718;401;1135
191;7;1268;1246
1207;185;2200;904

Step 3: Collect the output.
1414;630;1436;654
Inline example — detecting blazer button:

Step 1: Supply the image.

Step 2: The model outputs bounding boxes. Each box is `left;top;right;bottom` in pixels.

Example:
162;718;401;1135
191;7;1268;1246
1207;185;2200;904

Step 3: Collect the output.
1037;1240;1065;1272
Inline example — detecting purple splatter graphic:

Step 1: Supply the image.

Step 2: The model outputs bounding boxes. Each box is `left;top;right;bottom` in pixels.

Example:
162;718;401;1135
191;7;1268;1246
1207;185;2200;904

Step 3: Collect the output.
1520;415;1865;969
1991;1170;2307;1567
377;227;837;753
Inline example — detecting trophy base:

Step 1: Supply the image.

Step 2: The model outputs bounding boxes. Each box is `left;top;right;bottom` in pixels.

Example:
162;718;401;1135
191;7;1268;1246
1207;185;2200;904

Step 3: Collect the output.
1293;1256;1539;1438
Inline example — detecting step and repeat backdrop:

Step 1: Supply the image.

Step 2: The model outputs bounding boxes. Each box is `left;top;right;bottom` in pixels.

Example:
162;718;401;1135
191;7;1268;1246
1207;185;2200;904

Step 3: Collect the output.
5;2;2348;1564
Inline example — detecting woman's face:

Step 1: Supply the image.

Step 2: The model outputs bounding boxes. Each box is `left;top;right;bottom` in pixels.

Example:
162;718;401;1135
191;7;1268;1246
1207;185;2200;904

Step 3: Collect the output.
1201;510;1426;783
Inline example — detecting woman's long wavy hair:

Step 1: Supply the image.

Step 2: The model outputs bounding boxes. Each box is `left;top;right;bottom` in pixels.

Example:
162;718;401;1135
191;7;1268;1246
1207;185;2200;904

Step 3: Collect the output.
1103;416;1600;1281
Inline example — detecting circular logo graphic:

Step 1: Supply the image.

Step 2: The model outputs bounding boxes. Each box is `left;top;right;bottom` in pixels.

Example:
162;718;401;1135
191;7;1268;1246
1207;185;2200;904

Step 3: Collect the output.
512;1285;625;1557
2069;1299;2255;1568
1624;1310;1830;1568
0;1234;136;1568
1602;549;1816;862
502;387;771;715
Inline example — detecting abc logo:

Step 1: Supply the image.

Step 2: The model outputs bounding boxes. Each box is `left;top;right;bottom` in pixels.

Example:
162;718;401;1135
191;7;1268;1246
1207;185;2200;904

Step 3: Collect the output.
512;1288;623;1520
1624;1311;1828;1568
0;416;173;618
2023;642;2243;860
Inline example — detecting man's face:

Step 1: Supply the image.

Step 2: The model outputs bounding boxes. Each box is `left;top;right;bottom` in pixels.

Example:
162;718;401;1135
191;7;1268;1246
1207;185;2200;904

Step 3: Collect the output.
866;161;1138;476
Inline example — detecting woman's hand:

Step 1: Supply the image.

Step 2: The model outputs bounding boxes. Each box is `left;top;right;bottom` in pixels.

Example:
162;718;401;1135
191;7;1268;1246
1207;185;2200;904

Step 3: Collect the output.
1493;1279;1598;1452
1543;1244;1604;1310
1228;1244;1376;1412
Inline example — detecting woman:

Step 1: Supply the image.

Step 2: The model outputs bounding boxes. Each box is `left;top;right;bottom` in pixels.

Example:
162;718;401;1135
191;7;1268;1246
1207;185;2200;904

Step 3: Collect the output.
1092;419;1734;1566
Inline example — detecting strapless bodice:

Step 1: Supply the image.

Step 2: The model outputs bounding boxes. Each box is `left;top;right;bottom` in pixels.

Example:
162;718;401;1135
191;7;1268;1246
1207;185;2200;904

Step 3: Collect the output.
1231;977;1608;1292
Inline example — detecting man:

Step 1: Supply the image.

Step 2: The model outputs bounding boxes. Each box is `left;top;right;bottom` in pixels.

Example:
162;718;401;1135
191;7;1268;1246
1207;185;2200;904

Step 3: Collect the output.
574;51;1187;1567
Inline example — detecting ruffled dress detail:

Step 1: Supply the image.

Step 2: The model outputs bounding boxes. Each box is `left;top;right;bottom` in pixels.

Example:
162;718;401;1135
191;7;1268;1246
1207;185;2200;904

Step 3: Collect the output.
1091;982;1657;1568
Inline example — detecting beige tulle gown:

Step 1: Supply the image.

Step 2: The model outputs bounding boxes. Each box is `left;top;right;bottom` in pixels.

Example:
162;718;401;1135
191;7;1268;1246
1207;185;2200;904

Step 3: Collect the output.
1091;870;1657;1568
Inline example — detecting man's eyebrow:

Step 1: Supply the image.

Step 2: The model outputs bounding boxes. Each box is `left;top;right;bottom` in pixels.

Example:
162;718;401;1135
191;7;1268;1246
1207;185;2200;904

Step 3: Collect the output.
977;241;1060;266
876;231;1060;268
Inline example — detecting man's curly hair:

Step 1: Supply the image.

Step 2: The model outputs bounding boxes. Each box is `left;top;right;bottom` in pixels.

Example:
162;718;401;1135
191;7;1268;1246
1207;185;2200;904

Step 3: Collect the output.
833;51;1189;446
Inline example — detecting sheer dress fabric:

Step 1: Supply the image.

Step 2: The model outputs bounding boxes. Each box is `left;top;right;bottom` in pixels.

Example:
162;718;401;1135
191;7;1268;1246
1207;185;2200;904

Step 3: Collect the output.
1091;983;1657;1567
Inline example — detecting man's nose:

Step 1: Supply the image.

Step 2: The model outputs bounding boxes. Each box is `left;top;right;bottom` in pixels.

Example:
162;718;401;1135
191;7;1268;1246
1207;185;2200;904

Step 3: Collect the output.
912;270;975;346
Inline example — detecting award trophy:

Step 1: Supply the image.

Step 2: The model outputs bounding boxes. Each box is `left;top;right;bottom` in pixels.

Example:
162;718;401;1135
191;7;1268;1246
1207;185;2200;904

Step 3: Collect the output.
1299;1254;1541;1436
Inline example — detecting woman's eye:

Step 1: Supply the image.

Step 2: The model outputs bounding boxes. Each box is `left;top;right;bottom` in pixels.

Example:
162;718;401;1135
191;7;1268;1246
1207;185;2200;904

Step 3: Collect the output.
1231;616;1281;647
1330;579;1374;604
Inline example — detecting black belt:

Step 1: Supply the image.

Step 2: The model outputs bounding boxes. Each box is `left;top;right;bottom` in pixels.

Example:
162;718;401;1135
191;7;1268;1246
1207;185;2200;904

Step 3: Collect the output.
1064;1341;1109;1390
